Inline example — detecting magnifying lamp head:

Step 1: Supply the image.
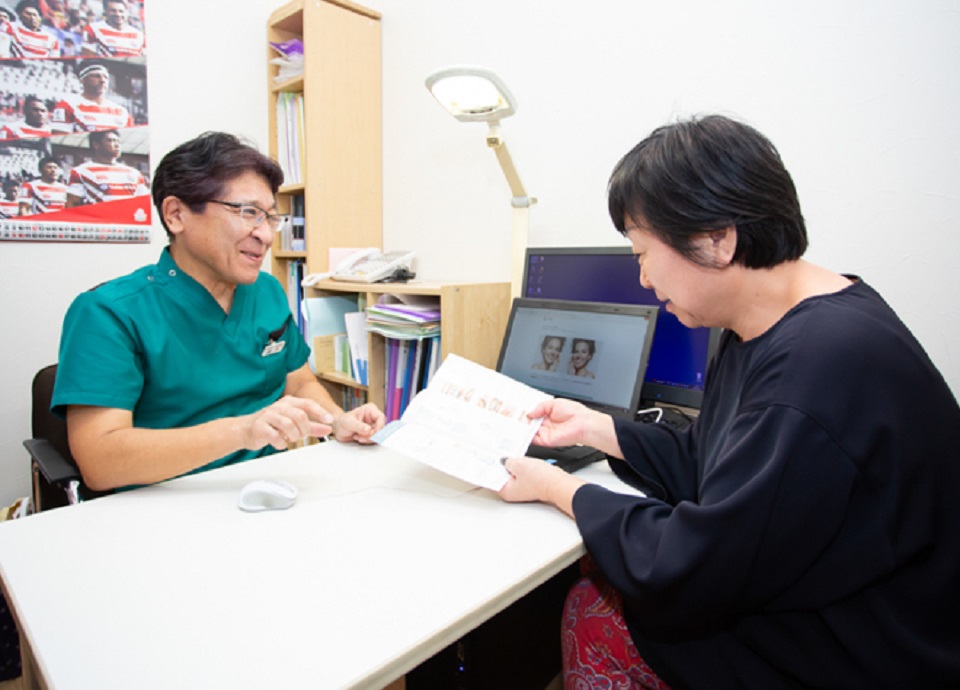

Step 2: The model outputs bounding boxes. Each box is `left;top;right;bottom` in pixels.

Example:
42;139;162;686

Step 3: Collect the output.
425;65;517;123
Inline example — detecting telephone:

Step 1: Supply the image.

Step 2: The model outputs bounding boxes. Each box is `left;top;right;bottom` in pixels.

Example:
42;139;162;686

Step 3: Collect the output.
301;249;416;287
331;249;416;283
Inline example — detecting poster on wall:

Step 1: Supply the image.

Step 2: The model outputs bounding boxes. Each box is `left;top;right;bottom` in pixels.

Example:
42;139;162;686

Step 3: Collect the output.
0;0;149;243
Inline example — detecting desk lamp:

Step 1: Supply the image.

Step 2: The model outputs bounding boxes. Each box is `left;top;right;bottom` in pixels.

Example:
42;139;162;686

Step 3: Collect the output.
425;65;536;297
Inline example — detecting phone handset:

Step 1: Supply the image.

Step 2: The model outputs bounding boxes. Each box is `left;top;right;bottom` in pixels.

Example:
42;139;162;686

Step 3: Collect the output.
301;248;380;287
331;249;415;283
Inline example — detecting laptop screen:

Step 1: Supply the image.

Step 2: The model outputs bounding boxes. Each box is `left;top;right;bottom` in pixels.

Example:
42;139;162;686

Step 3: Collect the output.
496;298;658;419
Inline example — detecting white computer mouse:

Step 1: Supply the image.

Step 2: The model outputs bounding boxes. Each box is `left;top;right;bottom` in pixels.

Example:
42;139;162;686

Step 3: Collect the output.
237;479;298;512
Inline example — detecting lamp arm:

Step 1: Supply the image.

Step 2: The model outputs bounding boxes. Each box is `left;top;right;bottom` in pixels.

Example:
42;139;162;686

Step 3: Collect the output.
510;205;530;298
486;124;537;208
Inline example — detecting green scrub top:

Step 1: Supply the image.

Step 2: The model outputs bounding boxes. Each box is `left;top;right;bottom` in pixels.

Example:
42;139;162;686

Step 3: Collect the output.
52;249;310;479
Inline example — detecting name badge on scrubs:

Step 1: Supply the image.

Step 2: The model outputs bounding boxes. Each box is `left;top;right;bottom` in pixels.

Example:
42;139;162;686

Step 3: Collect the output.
262;340;286;357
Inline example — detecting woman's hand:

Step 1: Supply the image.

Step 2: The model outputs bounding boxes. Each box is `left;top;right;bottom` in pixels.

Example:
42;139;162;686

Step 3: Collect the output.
498;456;587;518
528;398;595;447
528;398;622;459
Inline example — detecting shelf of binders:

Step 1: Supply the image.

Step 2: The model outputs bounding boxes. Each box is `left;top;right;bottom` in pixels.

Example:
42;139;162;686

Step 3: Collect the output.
368;298;442;421
303;278;510;413
266;0;382;292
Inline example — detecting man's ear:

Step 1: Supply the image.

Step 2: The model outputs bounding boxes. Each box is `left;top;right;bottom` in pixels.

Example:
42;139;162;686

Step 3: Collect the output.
695;226;737;268
161;196;187;237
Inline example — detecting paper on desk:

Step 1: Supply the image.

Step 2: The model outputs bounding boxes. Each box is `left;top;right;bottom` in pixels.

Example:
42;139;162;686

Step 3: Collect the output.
372;354;552;490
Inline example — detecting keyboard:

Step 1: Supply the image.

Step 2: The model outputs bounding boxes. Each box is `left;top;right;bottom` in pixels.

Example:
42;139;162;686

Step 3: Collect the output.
525;443;606;473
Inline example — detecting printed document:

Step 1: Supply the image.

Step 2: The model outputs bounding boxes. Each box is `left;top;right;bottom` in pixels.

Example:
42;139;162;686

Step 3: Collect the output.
372;354;552;490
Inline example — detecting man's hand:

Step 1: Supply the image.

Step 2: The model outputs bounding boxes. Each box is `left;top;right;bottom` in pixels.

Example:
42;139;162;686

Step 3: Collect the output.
241;395;334;450
331;403;387;444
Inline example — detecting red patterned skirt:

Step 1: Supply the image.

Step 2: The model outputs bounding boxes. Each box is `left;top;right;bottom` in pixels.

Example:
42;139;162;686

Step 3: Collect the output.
561;557;672;690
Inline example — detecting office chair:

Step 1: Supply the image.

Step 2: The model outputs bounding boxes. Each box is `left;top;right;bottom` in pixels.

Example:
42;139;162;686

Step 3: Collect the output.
3;366;112;682
23;364;109;512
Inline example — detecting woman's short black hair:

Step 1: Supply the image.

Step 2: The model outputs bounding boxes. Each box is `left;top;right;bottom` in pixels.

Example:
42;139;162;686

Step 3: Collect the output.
608;114;807;269
151;131;284;238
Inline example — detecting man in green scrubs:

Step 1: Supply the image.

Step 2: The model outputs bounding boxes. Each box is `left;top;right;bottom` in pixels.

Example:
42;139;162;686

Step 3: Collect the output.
52;132;385;492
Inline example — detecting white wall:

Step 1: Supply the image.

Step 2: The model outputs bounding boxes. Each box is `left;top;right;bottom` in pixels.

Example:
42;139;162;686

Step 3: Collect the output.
1;0;958;505
0;0;281;503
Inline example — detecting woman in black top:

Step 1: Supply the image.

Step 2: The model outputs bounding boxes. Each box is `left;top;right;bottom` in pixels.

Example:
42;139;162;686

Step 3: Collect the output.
499;115;960;689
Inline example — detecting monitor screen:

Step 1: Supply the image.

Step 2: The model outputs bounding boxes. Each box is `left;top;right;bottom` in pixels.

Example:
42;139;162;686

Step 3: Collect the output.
522;246;720;410
497;298;658;419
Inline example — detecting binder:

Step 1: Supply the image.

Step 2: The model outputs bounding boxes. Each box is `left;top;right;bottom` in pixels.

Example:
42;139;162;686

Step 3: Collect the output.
385;338;399;421
424;335;442;387
391;340;410;422
406;338;425;413
344;312;369;386
288;260;305;337
399;339;416;416
303;294;356;373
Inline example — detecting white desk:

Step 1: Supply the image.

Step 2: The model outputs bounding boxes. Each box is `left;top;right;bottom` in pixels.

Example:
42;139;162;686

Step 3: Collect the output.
0;442;638;689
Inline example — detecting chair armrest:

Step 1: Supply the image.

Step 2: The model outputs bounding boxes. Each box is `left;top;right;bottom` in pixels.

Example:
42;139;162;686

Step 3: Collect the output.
23;438;81;487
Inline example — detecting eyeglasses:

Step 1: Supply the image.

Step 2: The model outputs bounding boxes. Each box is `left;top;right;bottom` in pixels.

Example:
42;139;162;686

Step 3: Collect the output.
208;200;287;231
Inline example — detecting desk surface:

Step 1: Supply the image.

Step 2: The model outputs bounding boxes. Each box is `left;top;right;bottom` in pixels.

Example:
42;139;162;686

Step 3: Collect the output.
0;442;638;689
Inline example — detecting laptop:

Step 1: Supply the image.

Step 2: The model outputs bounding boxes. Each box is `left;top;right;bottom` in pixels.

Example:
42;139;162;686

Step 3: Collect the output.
496;298;659;472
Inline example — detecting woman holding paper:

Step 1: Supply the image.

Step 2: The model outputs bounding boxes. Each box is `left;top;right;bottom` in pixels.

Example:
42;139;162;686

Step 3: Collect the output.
498;115;960;689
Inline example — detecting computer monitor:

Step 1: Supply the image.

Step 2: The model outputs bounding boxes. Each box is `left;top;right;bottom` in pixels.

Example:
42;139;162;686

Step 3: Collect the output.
522;246;721;410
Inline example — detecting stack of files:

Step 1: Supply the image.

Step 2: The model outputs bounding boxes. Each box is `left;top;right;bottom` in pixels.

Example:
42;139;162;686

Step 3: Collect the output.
275;92;304;185
366;294;441;339
384;334;442;422
278;195;306;251
269;38;304;83
290;195;305;251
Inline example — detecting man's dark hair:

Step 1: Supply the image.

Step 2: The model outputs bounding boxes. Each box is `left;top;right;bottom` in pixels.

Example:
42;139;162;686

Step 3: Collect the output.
37;155;59;169
88;128;118;147
151;132;284;238
15;0;39;15
608;114;807;269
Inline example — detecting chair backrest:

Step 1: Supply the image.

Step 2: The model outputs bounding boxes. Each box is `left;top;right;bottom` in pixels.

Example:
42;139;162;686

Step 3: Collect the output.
31;364;72;467
29;364;111;507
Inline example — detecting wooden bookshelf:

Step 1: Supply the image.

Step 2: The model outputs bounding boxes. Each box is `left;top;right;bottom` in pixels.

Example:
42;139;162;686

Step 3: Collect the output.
306;279;511;411
266;0;383;282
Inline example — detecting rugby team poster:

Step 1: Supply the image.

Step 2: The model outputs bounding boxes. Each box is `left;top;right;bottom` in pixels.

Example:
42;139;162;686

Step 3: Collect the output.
0;0;149;243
